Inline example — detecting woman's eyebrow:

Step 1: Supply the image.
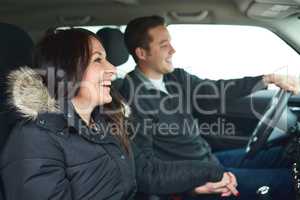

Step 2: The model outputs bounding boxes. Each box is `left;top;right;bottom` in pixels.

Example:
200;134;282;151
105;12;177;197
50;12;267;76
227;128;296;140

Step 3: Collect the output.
92;51;103;56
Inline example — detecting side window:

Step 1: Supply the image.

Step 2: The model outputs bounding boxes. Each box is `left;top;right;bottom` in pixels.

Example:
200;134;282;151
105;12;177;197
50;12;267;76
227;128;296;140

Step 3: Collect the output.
61;25;300;84
168;25;300;84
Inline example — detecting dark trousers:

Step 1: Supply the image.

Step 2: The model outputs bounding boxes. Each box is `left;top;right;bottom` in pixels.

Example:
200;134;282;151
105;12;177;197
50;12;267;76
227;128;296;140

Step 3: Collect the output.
183;147;295;200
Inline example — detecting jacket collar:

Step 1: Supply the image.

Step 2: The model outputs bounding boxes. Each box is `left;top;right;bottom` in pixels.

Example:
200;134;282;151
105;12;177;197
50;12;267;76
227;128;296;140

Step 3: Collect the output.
128;67;178;95
36;100;119;144
134;67;157;91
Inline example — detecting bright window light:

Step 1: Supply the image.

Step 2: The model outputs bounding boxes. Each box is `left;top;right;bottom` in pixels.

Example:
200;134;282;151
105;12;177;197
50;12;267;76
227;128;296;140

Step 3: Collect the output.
60;25;300;84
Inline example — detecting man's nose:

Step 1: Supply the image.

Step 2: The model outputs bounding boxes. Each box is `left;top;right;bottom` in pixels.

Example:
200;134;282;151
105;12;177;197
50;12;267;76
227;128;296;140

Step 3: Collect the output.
170;44;176;54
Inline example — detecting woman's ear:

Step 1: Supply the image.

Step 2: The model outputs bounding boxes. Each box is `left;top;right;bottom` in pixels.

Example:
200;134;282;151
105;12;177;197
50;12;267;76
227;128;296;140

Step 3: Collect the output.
135;47;147;61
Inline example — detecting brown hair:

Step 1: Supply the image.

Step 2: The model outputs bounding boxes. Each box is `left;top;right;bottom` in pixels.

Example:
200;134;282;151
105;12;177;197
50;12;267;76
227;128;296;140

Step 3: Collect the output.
33;28;129;153
124;15;165;63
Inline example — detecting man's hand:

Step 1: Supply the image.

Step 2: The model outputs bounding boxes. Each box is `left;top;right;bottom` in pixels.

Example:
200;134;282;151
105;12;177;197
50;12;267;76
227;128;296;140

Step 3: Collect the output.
220;172;238;197
193;172;239;197
263;74;300;95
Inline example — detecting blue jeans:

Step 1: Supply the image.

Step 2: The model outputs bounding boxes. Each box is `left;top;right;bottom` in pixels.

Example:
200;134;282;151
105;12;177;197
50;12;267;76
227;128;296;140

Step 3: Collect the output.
183;147;295;200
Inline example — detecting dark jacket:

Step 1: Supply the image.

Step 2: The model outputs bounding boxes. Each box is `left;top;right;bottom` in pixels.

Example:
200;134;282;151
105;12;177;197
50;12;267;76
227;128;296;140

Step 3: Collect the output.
0;67;137;200
0;67;231;199
120;68;266;194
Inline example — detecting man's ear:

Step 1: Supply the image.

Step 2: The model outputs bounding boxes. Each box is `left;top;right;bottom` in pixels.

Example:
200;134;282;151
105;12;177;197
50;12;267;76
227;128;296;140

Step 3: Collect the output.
135;47;147;61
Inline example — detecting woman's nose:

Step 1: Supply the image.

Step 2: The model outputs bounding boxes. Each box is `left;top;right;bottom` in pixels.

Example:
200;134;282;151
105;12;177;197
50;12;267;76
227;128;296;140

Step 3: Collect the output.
105;61;117;78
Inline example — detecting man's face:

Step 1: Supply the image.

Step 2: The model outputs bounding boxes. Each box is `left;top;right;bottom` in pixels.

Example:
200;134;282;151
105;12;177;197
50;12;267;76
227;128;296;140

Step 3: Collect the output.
143;25;176;75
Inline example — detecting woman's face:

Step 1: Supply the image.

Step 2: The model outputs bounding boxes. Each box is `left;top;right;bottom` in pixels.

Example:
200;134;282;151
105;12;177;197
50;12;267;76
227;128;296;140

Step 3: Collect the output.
78;37;117;106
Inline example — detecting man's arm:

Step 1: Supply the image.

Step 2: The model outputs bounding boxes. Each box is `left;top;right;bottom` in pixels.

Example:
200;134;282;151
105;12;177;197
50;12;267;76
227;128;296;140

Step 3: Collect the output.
132;142;224;195
176;69;299;99
176;69;266;100
128;112;224;195
173;69;299;114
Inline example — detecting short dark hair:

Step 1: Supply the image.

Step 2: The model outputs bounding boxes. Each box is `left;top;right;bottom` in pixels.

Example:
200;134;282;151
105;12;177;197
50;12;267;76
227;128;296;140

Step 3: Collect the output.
124;15;165;63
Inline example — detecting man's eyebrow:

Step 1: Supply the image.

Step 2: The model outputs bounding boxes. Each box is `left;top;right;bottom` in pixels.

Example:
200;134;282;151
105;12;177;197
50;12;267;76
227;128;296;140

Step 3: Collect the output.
159;40;169;45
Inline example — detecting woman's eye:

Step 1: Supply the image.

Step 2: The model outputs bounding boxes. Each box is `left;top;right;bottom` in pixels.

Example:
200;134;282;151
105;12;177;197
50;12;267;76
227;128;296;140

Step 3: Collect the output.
94;57;102;63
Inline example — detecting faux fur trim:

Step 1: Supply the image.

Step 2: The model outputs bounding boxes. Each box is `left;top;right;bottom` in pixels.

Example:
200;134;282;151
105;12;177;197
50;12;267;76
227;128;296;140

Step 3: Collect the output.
7;67;59;120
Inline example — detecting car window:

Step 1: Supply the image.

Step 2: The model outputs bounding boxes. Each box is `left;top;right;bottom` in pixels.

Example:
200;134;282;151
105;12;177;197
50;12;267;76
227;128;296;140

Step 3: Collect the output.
168;25;300;81
65;25;300;86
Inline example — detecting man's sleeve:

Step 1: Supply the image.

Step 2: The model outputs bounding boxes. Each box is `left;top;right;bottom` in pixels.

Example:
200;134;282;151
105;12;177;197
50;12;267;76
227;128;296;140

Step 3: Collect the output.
129;113;224;195
132;143;224;195
178;68;267;99
173;69;267;114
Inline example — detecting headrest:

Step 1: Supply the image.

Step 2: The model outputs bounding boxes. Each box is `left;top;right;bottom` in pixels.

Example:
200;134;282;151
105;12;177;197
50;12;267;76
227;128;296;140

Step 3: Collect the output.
0;23;34;158
0;23;34;107
96;27;129;66
0;23;34;72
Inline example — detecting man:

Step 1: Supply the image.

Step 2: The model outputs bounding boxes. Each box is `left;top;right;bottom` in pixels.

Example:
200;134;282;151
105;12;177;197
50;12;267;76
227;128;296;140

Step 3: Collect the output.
120;15;299;200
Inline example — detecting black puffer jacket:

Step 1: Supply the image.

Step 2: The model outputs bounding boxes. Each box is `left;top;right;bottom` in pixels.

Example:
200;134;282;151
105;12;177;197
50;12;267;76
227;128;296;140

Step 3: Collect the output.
0;67;137;200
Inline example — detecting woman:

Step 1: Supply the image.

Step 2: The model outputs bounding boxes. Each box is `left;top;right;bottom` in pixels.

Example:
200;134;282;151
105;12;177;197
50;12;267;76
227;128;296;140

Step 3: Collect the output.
0;28;227;200
1;28;136;200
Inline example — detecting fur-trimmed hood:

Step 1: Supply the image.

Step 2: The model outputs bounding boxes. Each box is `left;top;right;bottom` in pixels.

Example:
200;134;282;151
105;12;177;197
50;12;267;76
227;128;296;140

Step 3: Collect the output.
7;67;59;120
7;67;131;121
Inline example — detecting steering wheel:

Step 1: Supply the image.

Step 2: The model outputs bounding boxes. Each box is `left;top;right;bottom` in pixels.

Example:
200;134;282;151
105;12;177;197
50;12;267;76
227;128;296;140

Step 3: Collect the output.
245;89;293;158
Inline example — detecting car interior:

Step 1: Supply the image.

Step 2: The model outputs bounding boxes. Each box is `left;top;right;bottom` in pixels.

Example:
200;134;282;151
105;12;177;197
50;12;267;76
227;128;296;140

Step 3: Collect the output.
1;0;300;199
